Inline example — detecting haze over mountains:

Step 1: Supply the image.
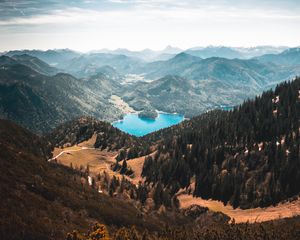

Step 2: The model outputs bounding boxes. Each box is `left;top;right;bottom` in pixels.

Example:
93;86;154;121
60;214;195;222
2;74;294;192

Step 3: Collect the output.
1;45;300;133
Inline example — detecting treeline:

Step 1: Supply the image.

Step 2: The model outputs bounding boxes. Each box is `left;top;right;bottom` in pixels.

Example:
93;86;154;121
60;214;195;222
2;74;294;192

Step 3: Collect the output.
142;77;300;208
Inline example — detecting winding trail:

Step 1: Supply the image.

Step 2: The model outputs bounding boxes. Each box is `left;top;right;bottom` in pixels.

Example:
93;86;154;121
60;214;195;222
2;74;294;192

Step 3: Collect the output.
48;147;96;162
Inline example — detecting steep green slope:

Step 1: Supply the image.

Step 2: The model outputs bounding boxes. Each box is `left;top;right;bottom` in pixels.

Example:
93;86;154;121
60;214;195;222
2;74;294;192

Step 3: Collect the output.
11;54;59;76
0;63;122;134
5;49;81;68
122;54;300;117
142;78;300;209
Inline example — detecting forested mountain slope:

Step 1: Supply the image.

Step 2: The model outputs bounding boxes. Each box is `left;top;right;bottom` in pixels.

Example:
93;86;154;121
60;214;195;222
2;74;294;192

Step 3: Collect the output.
0;62;122;134
122;54;300;117
11;54;59;76
5;49;81;68
142;78;300;209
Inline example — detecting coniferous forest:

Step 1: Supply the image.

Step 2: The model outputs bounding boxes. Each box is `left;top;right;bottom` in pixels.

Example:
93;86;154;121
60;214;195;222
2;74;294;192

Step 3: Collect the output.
142;78;300;209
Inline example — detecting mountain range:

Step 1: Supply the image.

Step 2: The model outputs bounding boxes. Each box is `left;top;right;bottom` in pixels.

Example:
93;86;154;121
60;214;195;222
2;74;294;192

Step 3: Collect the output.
0;46;300;132
0;57;123;133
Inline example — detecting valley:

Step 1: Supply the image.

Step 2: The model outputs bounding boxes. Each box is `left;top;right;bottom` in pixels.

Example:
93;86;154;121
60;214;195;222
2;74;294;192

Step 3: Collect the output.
1;47;300;134
1;46;300;240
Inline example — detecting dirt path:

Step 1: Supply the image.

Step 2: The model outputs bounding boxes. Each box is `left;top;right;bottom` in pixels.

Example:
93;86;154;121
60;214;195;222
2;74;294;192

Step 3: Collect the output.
49;147;96;161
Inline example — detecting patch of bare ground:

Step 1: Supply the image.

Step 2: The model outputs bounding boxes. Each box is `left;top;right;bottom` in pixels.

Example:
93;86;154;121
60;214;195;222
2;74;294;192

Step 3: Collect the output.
126;151;156;184
178;193;300;223
52;134;120;178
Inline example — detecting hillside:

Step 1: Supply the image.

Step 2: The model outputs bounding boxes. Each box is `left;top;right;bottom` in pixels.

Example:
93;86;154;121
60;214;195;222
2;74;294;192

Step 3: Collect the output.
4;119;287;240
142;78;300;209
64;53;144;77
0;119;199;239
121;54;300;117
136;52;300;82
11;54;59;76
5;49;81;68
257;48;300;66
185;46;287;59
139;52;201;79
0;62;122;134
122;75;205;115
185;46;243;59
47;116;151;161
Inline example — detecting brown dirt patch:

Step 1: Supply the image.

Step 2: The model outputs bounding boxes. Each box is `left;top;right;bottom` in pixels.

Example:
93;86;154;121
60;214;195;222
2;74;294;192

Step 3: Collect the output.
178;193;300;223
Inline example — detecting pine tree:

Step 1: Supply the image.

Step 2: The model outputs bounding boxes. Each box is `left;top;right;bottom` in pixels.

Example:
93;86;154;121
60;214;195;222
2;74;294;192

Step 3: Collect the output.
120;160;128;175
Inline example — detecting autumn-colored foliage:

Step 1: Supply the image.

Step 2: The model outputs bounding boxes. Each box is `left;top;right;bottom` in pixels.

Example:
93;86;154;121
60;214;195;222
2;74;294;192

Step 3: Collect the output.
65;223;110;240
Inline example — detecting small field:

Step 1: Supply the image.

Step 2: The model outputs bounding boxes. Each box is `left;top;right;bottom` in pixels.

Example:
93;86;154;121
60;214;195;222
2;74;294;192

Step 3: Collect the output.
52;134;119;178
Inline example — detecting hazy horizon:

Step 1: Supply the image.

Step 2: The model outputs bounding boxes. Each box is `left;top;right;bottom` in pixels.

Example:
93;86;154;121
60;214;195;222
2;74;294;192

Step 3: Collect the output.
0;0;300;52
1;44;298;54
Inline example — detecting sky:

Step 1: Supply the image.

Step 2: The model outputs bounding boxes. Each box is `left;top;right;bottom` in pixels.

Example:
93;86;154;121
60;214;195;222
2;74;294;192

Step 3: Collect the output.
0;0;299;52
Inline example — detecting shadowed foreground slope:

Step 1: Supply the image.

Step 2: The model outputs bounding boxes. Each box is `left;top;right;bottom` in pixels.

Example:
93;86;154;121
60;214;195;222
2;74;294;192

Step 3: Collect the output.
0;119;193;239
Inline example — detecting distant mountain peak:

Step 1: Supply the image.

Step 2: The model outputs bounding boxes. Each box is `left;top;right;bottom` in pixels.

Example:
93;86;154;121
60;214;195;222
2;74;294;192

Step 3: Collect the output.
163;45;182;54
171;52;201;62
174;52;189;58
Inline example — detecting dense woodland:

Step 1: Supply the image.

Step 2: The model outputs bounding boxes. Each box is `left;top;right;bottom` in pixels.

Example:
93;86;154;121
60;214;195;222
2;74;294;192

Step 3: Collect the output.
142;78;300;208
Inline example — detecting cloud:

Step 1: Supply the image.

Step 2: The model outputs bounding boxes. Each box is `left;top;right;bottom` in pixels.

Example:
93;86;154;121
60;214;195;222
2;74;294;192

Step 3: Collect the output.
0;0;299;51
0;0;299;22
0;1;299;27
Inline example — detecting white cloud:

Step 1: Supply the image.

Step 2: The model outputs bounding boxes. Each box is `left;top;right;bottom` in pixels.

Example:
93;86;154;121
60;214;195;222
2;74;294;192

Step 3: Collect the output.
0;1;299;51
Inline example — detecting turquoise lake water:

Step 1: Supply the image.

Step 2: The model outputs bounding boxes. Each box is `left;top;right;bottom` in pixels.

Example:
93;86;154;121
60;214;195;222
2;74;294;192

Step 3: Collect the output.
113;113;184;137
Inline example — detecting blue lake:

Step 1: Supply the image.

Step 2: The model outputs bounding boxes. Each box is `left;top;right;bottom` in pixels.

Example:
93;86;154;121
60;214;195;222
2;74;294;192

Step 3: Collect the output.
113;113;184;137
